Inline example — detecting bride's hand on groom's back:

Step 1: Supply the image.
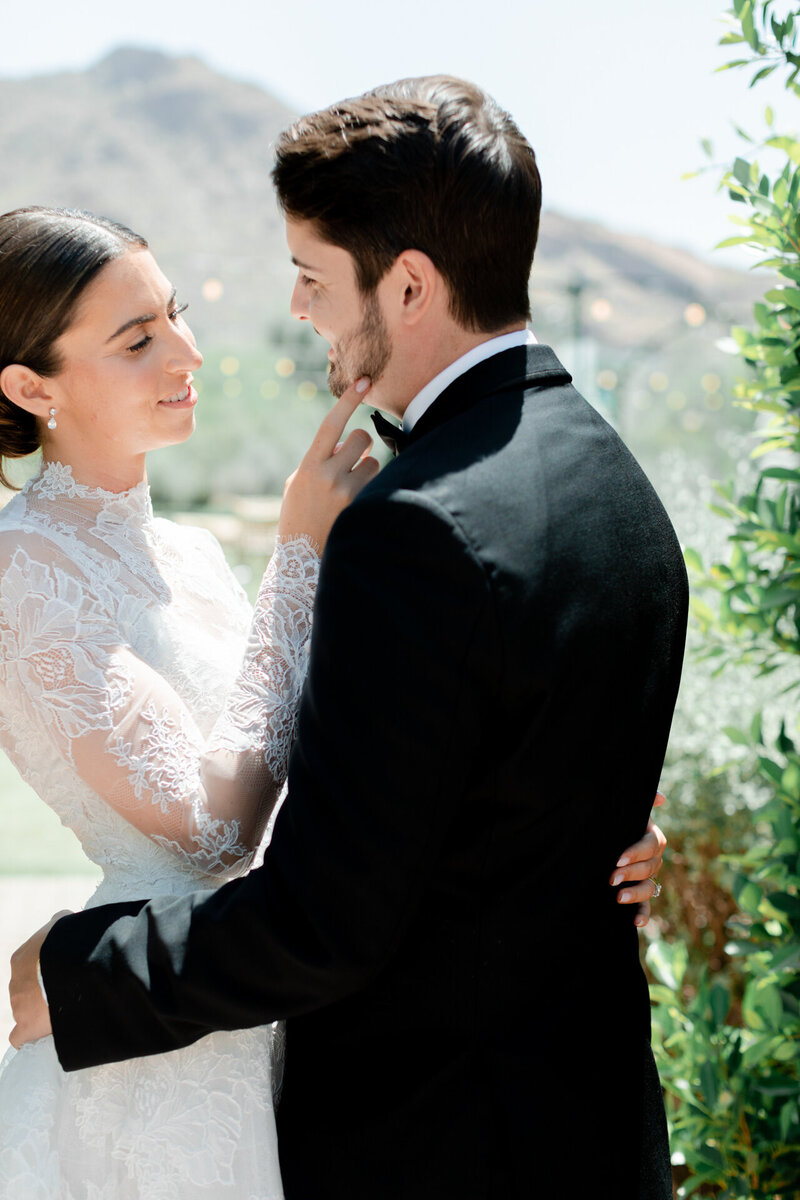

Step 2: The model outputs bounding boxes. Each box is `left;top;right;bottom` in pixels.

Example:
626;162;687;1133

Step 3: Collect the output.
610;791;667;928
278;377;380;549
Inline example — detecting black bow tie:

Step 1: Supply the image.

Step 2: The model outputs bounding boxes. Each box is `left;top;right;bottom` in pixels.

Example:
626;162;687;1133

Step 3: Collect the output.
370;410;410;456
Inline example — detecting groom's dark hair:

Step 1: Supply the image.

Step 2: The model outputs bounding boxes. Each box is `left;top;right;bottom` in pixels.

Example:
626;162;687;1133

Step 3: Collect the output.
272;76;541;333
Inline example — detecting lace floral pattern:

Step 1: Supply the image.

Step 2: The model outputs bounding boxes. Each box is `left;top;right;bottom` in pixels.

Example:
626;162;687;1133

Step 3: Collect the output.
73;1031;275;1199
210;534;319;779
0;461;317;1197
0;550;132;747
109;703;205;812
0;1032;282;1199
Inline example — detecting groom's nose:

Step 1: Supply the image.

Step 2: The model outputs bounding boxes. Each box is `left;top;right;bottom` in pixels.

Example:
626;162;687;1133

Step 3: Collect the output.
290;278;310;321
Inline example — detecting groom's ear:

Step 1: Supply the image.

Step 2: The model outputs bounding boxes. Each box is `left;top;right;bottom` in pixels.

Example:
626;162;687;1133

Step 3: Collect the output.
391;250;440;327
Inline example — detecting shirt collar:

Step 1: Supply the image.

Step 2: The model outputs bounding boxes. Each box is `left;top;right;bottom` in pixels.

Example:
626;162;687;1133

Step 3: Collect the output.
401;329;537;433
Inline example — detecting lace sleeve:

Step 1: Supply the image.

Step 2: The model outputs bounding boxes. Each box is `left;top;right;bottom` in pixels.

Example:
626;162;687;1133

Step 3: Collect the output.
0;535;320;876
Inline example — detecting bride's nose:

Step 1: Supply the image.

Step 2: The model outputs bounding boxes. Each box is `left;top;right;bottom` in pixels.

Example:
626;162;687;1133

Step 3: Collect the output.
166;323;203;371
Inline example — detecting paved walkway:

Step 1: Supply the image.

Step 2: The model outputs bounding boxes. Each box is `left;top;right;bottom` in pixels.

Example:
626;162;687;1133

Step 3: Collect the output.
0;875;97;1047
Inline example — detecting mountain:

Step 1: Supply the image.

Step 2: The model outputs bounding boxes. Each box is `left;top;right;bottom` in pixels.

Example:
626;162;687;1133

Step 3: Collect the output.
0;46;763;353
534;211;761;350
0;47;297;347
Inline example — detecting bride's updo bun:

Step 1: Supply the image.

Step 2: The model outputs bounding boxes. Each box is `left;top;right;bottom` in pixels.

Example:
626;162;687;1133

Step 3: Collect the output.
0;207;148;489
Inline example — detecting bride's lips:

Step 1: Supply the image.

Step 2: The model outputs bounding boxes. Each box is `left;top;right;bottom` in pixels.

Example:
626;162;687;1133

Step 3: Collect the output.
158;384;197;410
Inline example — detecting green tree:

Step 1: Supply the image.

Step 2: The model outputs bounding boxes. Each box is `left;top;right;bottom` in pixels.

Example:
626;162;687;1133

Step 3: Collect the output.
647;3;800;1196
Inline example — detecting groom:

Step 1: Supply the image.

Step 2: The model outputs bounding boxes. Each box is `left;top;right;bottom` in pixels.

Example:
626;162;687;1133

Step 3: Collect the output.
13;78;687;1197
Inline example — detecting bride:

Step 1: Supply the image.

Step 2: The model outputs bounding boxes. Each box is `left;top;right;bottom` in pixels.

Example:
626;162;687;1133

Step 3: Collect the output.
0;206;664;1198
0;205;378;1199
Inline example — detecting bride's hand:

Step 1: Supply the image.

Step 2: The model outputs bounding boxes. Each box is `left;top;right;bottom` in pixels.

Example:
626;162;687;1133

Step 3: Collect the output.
610;791;667;928
278;377;380;548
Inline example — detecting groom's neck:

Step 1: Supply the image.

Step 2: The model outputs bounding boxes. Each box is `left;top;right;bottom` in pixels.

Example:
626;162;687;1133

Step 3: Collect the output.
377;321;527;420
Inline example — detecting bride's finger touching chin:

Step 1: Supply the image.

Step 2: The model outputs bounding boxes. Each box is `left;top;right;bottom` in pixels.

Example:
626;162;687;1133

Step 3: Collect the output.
278;401;380;547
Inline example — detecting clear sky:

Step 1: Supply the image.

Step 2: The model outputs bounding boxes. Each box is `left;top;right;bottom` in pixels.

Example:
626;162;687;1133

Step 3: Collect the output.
2;0;795;259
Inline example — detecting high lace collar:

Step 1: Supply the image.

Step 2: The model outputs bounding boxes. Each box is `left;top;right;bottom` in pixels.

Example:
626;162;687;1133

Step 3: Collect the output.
25;460;154;526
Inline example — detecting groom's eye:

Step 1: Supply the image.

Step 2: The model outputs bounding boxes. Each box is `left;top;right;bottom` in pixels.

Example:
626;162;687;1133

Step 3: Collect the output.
300;274;318;289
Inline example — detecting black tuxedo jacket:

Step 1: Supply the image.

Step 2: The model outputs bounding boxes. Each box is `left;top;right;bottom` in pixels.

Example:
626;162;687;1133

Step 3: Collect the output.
43;345;687;1199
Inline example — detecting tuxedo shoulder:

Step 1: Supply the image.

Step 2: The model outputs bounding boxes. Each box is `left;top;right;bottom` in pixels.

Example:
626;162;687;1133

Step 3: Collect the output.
319;486;493;636
391;377;662;514
332;484;484;562
340;379;681;588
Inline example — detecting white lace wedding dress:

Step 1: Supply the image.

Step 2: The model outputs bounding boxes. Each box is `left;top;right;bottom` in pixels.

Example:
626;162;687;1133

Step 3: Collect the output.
0;460;321;1200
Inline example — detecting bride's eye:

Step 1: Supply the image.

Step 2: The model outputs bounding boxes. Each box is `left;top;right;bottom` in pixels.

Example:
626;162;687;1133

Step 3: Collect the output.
169;302;189;321
127;334;153;355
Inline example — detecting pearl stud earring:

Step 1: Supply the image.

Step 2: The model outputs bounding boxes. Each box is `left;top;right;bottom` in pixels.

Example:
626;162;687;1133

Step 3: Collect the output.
47;408;57;430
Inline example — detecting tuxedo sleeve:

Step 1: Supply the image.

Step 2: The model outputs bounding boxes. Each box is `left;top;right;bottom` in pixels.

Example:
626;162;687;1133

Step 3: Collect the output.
42;488;495;1070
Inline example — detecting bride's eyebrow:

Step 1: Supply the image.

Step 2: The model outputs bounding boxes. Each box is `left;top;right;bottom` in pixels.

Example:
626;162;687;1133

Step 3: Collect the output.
106;287;178;343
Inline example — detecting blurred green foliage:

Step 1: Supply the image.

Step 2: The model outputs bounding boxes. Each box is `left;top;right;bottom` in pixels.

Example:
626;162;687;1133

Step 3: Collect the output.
147;323;330;505
146;321;382;507
647;4;800;1195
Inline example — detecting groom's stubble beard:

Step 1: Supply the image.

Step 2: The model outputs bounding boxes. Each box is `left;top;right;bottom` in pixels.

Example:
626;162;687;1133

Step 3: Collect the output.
326;292;392;398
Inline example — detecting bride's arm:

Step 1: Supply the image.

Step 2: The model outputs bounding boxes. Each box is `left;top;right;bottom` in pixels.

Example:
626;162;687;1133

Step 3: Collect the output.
66;534;321;875
0;385;378;878
0;535;310;875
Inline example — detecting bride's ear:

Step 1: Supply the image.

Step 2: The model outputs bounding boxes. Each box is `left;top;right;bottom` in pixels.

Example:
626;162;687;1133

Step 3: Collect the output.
0;365;55;418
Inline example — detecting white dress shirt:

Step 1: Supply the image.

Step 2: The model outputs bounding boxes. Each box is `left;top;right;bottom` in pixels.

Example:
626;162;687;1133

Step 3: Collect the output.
401;328;538;433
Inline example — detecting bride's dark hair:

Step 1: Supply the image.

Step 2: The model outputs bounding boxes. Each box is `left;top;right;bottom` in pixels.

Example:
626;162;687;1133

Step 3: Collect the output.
0;207;148;489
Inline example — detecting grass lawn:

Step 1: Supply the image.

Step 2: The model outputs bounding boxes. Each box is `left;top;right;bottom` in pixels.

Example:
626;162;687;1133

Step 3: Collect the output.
0;750;99;877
